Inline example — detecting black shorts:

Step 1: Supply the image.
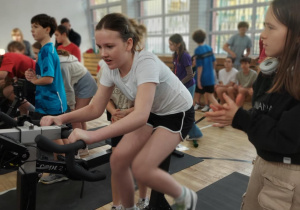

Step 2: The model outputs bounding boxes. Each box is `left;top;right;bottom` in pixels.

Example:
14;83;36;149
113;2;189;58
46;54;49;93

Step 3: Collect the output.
147;106;194;140
195;85;215;94
111;135;123;147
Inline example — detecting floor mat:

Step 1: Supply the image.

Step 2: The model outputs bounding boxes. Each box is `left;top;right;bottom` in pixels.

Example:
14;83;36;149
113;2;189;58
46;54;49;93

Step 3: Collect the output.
0;153;203;210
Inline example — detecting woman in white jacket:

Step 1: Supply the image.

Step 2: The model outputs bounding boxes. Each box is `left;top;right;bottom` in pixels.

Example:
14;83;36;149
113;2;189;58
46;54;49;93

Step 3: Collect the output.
58;49;98;130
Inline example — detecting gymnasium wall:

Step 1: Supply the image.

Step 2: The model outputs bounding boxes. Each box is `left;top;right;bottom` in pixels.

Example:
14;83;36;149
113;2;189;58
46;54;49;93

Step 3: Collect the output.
0;0;92;54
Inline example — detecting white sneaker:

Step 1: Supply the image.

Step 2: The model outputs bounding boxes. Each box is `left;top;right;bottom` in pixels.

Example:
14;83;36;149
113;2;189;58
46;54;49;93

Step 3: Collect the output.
194;104;200;111
201;105;210;112
136;198;149;209
174;187;198;210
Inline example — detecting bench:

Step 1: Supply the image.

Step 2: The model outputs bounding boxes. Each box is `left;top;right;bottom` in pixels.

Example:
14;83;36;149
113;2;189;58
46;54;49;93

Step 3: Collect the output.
83;53;101;82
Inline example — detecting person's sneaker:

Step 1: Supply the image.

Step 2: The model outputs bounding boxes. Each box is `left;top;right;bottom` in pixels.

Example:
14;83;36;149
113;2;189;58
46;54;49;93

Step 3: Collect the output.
201;105;210;112
39;173;69;184
79;146;89;156
136;198;149;209
194;104;200;111
174;187;198;210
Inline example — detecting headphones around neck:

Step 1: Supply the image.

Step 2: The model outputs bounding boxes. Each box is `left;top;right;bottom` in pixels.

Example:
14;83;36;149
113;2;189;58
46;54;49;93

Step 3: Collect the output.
259;57;279;75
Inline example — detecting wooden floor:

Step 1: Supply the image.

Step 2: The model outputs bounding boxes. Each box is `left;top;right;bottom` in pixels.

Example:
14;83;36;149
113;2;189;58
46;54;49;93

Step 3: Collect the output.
0;103;256;210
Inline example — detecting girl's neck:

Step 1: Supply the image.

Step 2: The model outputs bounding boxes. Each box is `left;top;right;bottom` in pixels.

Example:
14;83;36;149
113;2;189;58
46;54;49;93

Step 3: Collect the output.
119;53;134;77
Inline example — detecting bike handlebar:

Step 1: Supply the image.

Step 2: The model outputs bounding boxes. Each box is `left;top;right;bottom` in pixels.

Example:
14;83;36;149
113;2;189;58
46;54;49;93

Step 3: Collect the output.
0;111;18;127
35;134;106;181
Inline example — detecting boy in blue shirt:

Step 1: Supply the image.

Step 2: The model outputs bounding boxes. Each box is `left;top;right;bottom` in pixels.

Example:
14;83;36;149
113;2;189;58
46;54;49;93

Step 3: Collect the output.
25;14;68;184
192;29;219;112
25;14;67;116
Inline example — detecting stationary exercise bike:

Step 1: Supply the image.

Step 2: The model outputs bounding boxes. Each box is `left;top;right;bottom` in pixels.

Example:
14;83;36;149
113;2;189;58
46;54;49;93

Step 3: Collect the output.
0;78;35;128
0;110;180;210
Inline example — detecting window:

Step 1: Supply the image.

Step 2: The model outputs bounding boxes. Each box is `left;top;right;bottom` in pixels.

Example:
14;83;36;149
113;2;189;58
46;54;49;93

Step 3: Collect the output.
209;0;270;55
88;0;122;51
137;0;190;55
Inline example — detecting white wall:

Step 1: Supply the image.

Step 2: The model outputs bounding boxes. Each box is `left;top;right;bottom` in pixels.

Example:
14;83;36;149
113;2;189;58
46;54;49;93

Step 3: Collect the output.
0;0;92;56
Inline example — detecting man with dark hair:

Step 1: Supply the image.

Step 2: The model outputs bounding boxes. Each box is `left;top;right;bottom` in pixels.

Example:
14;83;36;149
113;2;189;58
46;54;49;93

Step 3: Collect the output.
56;18;81;47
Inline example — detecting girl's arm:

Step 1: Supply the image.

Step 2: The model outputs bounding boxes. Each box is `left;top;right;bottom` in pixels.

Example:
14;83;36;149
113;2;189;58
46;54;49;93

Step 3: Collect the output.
40;84;114;126
181;65;194;85
67;82;156;144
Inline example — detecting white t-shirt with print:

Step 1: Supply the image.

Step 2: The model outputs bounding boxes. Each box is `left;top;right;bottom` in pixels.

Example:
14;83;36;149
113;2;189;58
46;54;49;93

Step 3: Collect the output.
100;50;193;115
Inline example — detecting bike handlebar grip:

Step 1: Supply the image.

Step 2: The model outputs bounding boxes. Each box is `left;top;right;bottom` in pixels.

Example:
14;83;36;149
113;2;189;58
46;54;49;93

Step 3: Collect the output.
0;111;18;127
61;129;72;139
66;151;106;181
35;134;86;153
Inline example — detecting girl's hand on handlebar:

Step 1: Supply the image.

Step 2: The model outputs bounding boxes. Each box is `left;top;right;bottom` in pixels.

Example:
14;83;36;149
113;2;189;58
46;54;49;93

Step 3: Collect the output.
68;128;91;144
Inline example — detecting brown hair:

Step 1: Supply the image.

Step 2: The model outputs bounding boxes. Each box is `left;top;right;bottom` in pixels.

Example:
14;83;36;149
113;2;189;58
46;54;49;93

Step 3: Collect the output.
56;25;69;36
32;42;42;50
268;0;300;100
169;33;187;63
31;14;57;37
7;41;25;52
57;49;70;56
95;13;140;54
11;28;24;41
237;21;249;29
192;29;206;44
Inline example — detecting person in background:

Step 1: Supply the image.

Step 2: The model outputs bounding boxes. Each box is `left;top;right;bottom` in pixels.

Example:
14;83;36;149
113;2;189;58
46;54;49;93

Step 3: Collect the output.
206;1;300;209
11;28;34;59
31;42;42;61
192;29;219;112
169;33;203;141
25;13;68;184
55;25;81;61
55;18;81;48
215;57;238;104
58;49;97;157
223;21;252;70
227;57;257;107
0;52;36;115
7;41;26;54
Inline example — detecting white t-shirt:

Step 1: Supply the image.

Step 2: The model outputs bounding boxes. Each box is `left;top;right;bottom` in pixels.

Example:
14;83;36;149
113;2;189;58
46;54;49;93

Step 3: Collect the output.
218;68;238;85
100;50;193;115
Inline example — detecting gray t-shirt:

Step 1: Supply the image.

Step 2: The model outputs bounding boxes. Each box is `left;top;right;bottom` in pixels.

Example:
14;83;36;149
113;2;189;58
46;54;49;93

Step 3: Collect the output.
100;50;193;115
236;69;258;88
227;34;252;68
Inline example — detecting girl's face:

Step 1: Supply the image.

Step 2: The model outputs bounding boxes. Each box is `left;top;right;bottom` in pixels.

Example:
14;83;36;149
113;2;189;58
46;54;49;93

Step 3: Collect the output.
12;34;22;42
95;29;133;71
168;41;178;52
261;7;288;58
54;31;64;44
31;23;49;43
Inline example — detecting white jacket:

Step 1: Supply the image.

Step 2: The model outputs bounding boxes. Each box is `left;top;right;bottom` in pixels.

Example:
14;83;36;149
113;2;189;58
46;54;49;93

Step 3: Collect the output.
59;55;87;109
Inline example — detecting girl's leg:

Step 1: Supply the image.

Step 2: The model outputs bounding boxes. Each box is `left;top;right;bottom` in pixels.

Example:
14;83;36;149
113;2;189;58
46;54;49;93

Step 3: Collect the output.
110;125;153;208
215;86;226;104
131;128;182;198
111;146;122;207
72;97;92;129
